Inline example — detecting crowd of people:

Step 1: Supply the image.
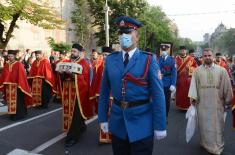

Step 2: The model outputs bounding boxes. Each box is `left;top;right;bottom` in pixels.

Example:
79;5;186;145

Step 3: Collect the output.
0;16;234;155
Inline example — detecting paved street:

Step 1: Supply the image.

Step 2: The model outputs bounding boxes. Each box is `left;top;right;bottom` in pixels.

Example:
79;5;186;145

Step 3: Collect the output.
0;102;234;155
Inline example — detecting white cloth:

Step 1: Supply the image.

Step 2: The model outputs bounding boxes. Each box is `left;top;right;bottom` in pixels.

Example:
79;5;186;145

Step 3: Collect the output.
122;47;137;61
185;105;197;143
169;85;176;92
100;122;109;133
164;55;168;60
154;130;167;140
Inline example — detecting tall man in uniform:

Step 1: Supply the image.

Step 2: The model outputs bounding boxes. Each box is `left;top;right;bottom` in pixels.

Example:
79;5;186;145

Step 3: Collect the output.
188;48;233;155
175;46;197;110
157;44;177;119
28;50;55;109
59;43;94;147
0;50;32;120
98;16;167;155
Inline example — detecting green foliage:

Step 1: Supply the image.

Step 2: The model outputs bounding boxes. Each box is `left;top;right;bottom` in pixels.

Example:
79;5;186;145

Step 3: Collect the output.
178;38;197;50
138;6;176;50
172;37;197;56
88;0;148;46
213;28;235;56
71;0;92;46
47;37;71;52
0;0;64;49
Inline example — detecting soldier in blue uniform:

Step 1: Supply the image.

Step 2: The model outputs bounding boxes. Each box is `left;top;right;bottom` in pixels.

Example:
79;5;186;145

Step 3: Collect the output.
98;16;167;155
157;44;177;119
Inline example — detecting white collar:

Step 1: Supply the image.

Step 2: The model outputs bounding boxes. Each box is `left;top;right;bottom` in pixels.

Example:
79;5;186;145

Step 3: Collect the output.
163;55;168;60
122;47;137;61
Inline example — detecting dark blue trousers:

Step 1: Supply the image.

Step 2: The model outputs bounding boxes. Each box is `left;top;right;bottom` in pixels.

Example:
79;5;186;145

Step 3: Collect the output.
164;87;171;118
112;135;153;155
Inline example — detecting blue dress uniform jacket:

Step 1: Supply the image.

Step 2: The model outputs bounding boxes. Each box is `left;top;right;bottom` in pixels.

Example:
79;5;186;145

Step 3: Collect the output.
158;56;177;87
98;49;166;142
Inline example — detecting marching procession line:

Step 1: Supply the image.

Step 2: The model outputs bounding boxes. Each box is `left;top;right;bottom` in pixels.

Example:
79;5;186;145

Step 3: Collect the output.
0;108;62;132
31;115;98;154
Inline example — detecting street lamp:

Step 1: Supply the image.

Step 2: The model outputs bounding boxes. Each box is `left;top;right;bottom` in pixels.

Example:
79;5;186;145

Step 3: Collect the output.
104;0;110;47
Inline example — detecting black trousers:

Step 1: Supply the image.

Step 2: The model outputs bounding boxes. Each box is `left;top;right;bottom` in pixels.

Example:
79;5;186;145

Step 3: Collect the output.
28;79;52;107
112;135;153;155
164;87;171;118
41;80;52;108
10;88;27;120
66;100;86;141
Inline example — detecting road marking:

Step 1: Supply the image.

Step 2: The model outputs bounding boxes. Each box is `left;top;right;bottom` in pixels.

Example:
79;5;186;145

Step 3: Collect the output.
0;108;62;132
31;115;98;154
7;149;42;155
0;105;7;115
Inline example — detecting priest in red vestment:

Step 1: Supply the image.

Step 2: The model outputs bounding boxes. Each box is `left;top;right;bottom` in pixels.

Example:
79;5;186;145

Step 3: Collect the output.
0;50;32;121
28;50;55;109
215;53;232;78
89;46;113;144
54;50;69;100
175;46;197;110
89;49;104;114
59;43;94;147
232;88;235;129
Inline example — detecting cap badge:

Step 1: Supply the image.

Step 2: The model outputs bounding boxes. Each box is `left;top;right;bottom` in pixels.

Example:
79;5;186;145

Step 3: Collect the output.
120;20;125;27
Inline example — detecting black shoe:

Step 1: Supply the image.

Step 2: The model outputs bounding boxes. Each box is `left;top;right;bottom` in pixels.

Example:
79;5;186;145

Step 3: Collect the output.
80;124;87;133
65;139;78;148
35;105;48;109
10;115;26;121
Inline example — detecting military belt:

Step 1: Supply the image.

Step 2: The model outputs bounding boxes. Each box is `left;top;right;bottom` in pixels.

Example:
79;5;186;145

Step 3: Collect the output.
114;98;150;109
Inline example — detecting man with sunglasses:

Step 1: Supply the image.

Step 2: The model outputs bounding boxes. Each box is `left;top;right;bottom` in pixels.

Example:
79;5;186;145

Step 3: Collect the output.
98;16;166;155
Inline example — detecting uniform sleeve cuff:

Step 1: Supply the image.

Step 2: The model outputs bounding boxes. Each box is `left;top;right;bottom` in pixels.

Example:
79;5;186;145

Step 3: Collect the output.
154;130;167;136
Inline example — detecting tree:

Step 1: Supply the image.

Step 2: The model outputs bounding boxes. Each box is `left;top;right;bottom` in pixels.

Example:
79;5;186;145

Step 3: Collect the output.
88;0;148;46
138;6;176;50
71;0;93;47
214;28;235;56
0;0;64;49
47;37;71;52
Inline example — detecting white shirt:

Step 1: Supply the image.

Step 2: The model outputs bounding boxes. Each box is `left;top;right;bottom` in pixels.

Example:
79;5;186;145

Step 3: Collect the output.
163;55;168;60
122;47;137;62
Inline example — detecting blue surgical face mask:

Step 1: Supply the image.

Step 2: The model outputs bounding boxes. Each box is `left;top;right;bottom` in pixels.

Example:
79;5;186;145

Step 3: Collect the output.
162;51;168;57
119;34;133;49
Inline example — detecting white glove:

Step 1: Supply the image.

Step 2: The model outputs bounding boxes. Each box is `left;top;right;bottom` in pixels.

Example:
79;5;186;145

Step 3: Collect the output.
169;85;176;92
100;122;109;133
154;130;167;140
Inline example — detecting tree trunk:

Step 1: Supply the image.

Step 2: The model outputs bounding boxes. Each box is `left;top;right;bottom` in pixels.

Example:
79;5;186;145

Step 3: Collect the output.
0;12;21;50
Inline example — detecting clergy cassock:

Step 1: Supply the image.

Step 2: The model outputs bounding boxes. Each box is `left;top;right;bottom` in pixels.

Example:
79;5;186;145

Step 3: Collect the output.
90;46;112;144
232;88;235;129
188;64;233;155
175;55;197;110
0;51;32;120
61;58;93;139
54;57;70;100
89;57;104;113
28;52;55;108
